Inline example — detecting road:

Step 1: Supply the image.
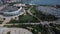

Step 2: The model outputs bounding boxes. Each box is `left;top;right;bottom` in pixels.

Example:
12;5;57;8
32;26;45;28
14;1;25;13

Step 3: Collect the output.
0;21;57;26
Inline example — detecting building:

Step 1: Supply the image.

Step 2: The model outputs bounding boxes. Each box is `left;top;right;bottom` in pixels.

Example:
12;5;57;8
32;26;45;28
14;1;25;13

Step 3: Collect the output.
0;6;23;18
0;27;33;34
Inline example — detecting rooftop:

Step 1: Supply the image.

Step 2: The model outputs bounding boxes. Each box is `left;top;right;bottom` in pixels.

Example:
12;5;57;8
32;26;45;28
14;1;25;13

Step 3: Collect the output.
1;6;19;12
0;5;23;17
0;28;33;34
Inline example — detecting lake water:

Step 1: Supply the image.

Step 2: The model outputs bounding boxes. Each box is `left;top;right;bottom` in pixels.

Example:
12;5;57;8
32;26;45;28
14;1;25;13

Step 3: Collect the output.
23;0;60;5
0;0;60;5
